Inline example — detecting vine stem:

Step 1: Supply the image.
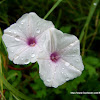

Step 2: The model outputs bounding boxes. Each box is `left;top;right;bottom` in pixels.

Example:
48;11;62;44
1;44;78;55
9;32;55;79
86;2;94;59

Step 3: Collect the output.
8;63;35;71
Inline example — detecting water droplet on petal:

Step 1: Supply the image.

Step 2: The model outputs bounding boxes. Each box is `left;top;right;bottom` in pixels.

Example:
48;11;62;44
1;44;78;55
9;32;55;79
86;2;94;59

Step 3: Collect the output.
24;59;30;64
62;72;64;74
14;31;16;34
65;62;70;66
62;67;64;70
15;35;20;38
9;30;11;32
66;78;69;81
40;73;43;76
64;73;67;76
15;38;20;41
47;79;51;83
39;49;43;52
70;43;74;46
67;46;70;49
72;55;75;57
36;29;40;33
37;22;40;26
15;55;19;59
11;51;13;53
21;22;23;24
73;50;76;53
76;59;79;62
21;57;24;60
54;71;56;74
15;35;20;41
31;53;35;58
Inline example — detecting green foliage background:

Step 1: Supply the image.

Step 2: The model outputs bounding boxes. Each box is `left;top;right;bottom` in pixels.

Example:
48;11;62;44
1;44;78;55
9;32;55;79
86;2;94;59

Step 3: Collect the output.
0;0;100;100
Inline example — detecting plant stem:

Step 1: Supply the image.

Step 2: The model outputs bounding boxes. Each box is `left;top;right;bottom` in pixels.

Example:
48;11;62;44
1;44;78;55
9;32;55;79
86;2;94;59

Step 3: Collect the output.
44;0;63;19
79;0;99;42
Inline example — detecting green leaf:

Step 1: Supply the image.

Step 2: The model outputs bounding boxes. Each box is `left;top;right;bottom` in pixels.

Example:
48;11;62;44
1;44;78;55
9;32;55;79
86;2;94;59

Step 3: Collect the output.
0;72;33;100
44;0;63;19
85;63;97;76
84;56;100;67
60;26;72;33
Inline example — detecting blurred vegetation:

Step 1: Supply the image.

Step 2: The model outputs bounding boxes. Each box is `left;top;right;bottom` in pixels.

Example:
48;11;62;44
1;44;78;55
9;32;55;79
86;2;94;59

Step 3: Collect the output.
0;0;100;100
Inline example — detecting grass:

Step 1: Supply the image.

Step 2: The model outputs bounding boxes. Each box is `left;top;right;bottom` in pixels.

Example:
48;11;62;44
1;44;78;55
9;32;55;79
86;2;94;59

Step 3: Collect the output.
0;0;100;100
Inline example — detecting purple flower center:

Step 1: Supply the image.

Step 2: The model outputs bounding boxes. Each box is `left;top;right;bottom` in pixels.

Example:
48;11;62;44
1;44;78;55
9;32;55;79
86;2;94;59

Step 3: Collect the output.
27;37;36;46
50;52;60;63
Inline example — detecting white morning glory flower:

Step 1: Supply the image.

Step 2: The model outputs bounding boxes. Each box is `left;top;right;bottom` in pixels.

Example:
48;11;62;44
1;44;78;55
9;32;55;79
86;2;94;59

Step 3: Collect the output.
37;28;84;88
2;12;54;64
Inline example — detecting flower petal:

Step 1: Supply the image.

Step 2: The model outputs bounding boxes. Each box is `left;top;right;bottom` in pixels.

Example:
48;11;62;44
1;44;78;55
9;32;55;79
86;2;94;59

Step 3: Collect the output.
37;28;59;54
38;58;82;88
4;23;26;39
2;34;26;48
38;59;55;87
51;59;82;87
7;45;27;61
41;28;79;54
2;34;39;64
60;40;80;56
49;28;80;54
61;56;84;71
3;12;54;65
16;12;54;38
37;28;84;87
13;46;39;64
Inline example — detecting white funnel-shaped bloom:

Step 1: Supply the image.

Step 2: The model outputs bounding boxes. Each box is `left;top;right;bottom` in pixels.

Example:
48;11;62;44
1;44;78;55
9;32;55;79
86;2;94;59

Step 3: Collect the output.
37;28;84;88
2;12;54;64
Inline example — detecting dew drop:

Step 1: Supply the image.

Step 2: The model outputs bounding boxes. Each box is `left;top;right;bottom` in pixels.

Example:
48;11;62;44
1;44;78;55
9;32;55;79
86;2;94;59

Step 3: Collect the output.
71;55;75;57
54;71;56;74
43;74;45;77
64;73;67;76
67;46;70;49
76;59;79;62
15;35;20;41
70;43;74;46
15;35;20;38
15;38;20;41
40;73;43;76
62;67;64;70
36;29;40;33
24;59;30;64
47;79;51;83
37;22;40;26
15;55;19;59
9;30;11;32
31;53;35;58
14;31;16;34
21;57;24;60
73;50;76;53
62;72;64;74
66;78;69;81
65;62;70;66
39;49;43;52
21;22;23;24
